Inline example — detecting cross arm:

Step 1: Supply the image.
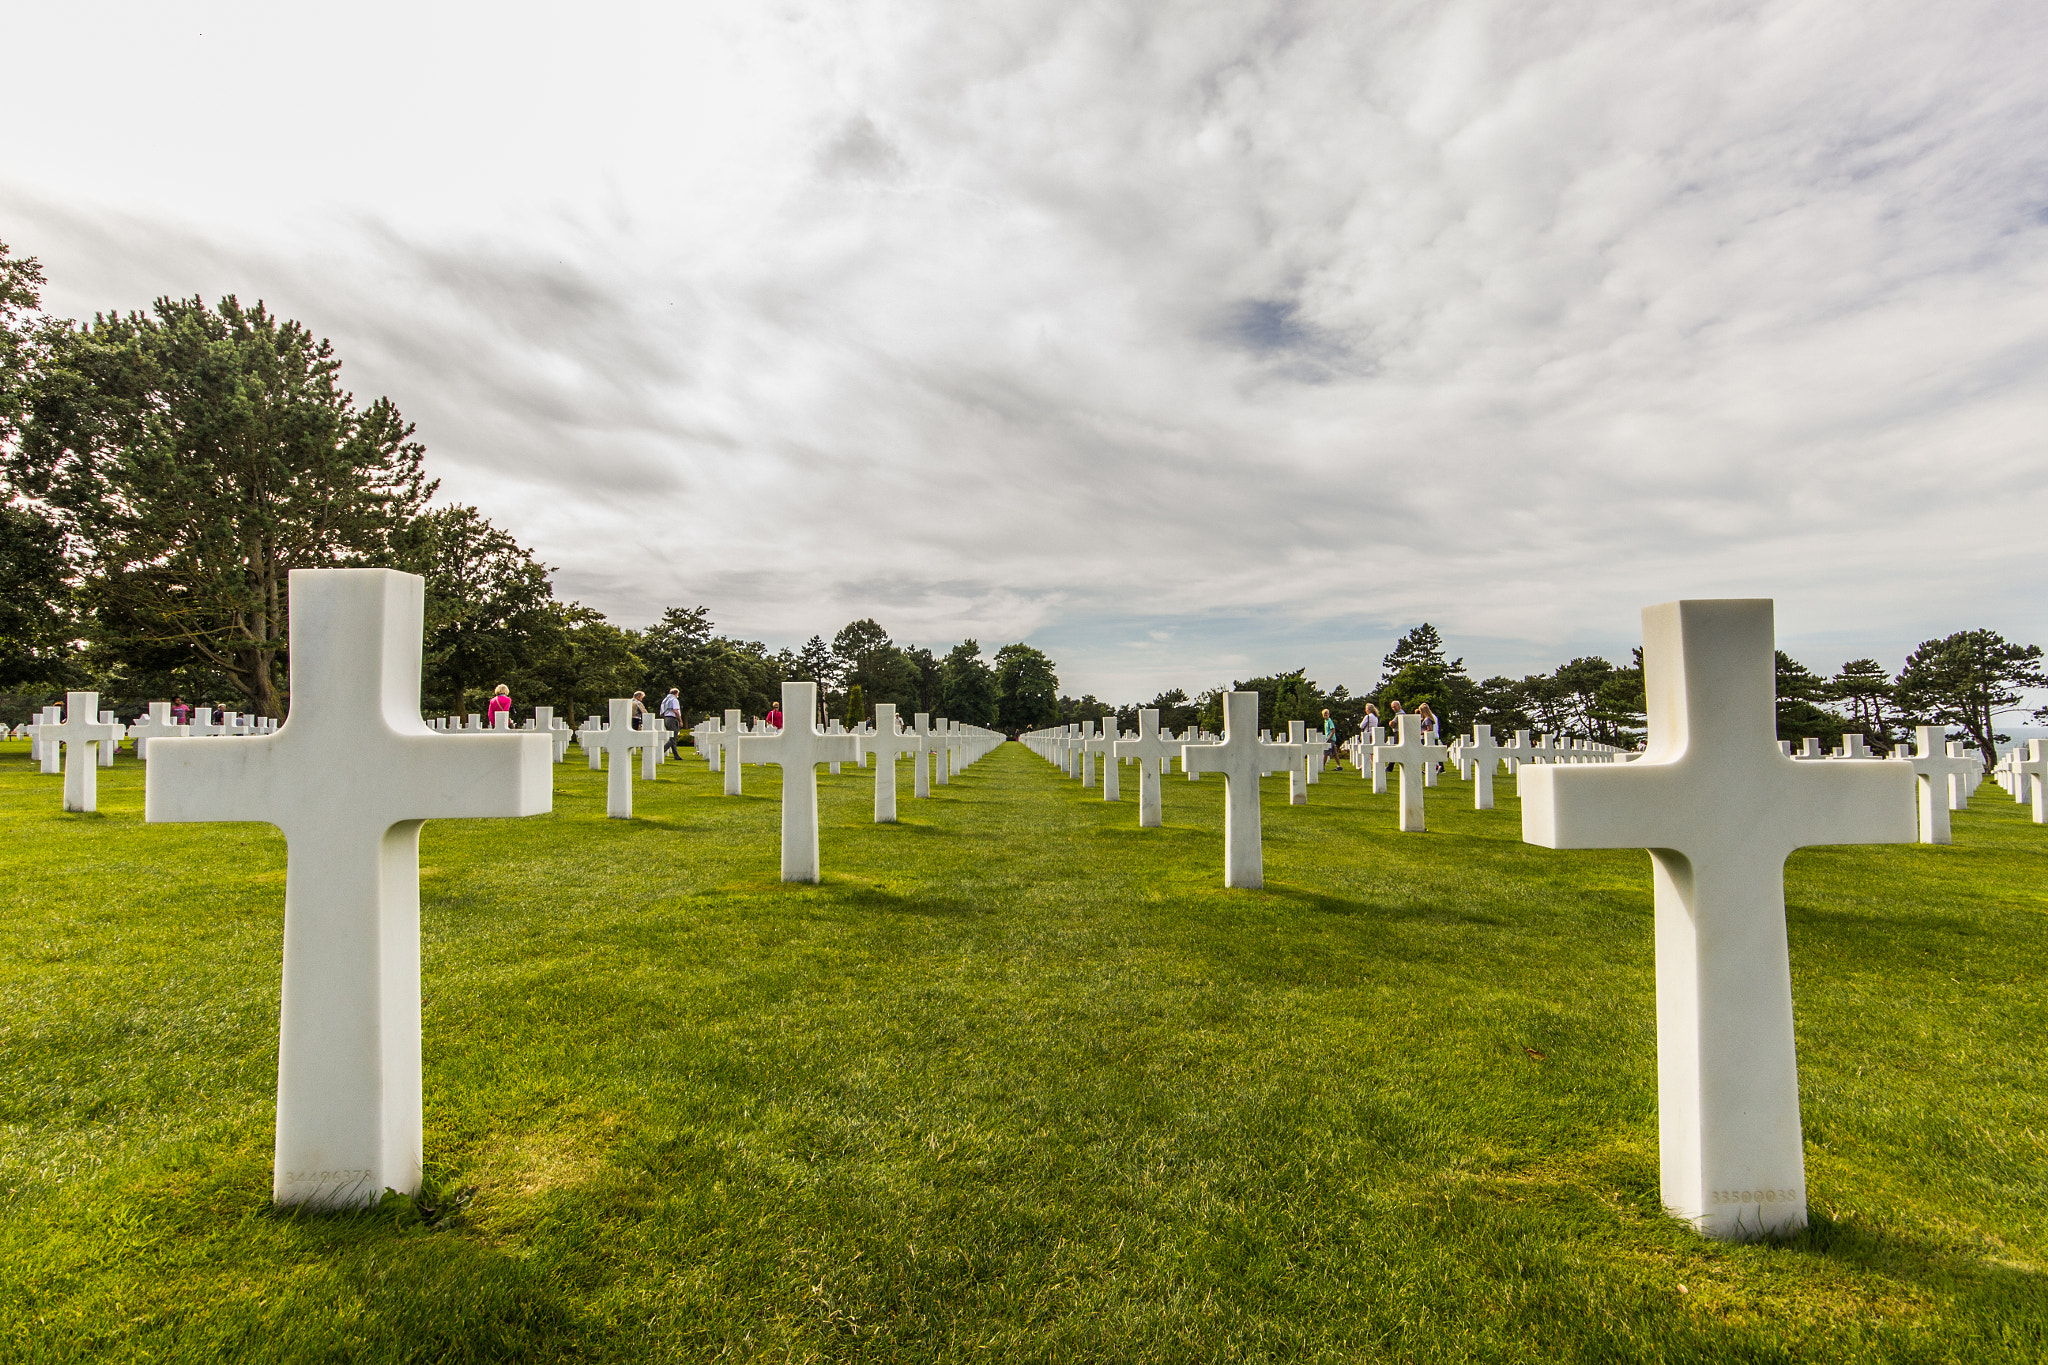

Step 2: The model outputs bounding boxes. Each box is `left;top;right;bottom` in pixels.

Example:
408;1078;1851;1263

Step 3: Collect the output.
1519;760;1693;851
146;735;288;826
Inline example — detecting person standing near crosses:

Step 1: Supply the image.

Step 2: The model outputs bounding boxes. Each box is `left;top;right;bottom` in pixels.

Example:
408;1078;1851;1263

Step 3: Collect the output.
1322;708;1341;769
630;691;650;729
765;699;785;730
170;695;192;725
1415;702;1441;770
660;687;682;755
485;684;513;729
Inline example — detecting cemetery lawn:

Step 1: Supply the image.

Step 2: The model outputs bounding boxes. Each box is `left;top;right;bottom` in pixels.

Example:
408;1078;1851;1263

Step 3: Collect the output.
3;742;2047;1364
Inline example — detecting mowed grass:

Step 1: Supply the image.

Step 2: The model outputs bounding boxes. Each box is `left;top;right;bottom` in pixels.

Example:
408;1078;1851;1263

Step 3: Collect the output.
2;737;2046;1363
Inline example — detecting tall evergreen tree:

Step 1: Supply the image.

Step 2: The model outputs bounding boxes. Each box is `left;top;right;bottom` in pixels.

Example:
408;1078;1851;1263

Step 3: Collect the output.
994;643;1060;731
1830;658;1900;754
418;504;555;716
8;294;430;714
1372;624;1479;733
1896;629;2047;772
939;638;998;725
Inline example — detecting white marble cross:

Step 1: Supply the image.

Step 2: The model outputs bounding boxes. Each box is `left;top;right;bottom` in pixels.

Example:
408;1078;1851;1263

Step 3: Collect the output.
96;710;123;766
1834;734;1871;759
1519;599;1913;1240
1182;691;1293;888
145;569;551;1209
530;707;572;763
1375;715;1445;832
710;710;747;795
1463;724;1507;810
2022;741;2048;824
1114;708;1176;827
741;681;860;881
1085;720;1122;801
1904;727;1969;844
583;698;653;818
1281;721;1310;805
1946;743;1976;809
44;692;119;811
912;713;935;798
864;703;918;822
934;717;954;786
136;701;184;762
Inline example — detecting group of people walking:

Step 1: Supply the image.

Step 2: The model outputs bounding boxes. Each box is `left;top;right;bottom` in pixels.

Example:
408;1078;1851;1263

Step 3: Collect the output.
1311;699;1439;772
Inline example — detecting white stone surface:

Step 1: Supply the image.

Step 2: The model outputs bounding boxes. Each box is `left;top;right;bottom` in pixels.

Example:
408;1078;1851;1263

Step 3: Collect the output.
1519;598;1914;1240
43;693;119;811
145;568;551;1209
1086;720;1122;801
864;703;917;822
1464;724;1506;809
1905;727;1971;844
912;713;935;799
741;681;860;881
583;699;653;818
1114;709;1176;827
1375;715;1445;832
1181;691;1292;888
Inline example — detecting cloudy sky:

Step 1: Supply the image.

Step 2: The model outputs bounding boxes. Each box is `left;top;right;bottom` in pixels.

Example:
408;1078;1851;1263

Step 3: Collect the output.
4;1;2045;701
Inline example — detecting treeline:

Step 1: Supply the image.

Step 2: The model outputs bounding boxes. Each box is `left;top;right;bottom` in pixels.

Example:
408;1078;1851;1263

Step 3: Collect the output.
1057;623;2046;770
0;244;1069;729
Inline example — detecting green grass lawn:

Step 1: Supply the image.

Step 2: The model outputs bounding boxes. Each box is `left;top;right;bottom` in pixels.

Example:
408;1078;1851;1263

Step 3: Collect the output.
2;738;2045;1362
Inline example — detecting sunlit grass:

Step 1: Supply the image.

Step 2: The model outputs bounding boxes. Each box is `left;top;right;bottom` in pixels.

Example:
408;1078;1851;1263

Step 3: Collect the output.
1;739;2043;1361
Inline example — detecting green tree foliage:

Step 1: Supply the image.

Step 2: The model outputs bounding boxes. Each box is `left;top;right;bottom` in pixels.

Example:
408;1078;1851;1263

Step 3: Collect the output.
1831;658;1901;754
1473;676;1534;736
1775;651;1847;747
842;683;866;727
1896;629;2047;773
0;238;49;451
636;606;713;695
9;295;430;715
526;604;644;723
1057;693;1112;724
831;618;889;678
1372;624;1479;734
1143;687;1200;733
795;634;837;688
939;639;998;725
418;505;555;717
1230;669;1323;735
994;643;1060;731
903;645;943;715
0;501;78;691
1591;648;1647;746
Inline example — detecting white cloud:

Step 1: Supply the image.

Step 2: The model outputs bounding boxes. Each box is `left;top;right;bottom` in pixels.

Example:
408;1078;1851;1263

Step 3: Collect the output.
3;0;2045;698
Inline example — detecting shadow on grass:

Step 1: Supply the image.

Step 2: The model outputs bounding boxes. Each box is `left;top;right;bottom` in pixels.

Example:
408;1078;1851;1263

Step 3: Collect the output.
1783;1209;2048;1310
1259;881;1511;928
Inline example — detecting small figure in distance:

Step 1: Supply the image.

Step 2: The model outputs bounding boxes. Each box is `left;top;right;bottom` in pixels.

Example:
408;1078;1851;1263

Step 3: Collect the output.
660;687;682;756
170;695;192;725
485;684;513;730
630;691;649;729
1322;707;1341;770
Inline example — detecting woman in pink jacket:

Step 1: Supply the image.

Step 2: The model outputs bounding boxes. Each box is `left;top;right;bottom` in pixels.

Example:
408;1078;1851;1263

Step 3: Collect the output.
485;684;514;730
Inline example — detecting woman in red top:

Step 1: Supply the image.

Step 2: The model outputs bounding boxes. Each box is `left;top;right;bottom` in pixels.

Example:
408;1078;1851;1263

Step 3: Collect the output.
764;702;784;730
485;684;514;729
